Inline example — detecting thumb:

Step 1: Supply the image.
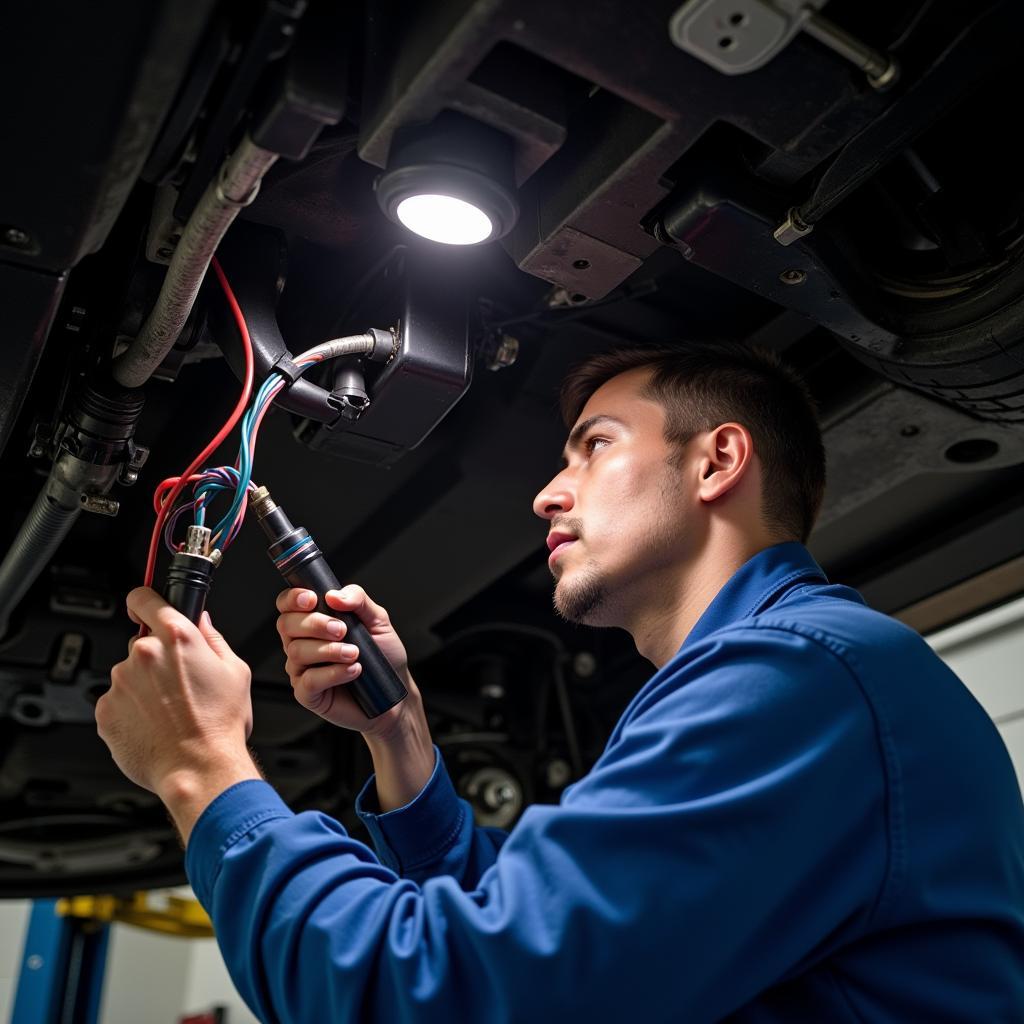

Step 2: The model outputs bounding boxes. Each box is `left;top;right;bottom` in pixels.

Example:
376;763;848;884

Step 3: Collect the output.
198;609;231;657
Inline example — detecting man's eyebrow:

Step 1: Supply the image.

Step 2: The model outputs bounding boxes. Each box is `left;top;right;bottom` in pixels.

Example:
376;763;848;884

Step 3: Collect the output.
559;414;624;466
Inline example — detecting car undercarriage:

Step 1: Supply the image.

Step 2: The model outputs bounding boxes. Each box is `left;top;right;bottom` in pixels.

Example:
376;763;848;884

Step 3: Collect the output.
1;0;1022;897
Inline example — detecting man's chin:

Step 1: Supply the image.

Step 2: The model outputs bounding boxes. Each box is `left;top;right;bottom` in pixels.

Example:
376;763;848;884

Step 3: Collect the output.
553;570;607;625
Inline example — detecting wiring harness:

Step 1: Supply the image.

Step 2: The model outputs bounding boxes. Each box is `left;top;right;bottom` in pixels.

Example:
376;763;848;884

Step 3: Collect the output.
135;256;408;717
142;257;387;589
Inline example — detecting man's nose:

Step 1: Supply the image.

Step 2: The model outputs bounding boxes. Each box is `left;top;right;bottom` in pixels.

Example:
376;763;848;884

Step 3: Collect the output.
533;474;574;520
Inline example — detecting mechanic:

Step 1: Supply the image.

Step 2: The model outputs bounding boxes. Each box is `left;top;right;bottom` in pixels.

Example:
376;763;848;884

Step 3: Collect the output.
96;343;1024;1022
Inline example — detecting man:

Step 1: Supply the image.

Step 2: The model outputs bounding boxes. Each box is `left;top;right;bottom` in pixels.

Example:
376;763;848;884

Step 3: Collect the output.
97;344;1024;1022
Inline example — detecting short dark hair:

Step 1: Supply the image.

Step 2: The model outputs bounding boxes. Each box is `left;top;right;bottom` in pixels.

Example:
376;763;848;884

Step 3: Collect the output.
560;343;826;542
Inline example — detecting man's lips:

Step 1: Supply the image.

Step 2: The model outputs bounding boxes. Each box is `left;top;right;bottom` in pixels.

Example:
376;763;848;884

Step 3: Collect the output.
546;531;578;566
546;530;577;552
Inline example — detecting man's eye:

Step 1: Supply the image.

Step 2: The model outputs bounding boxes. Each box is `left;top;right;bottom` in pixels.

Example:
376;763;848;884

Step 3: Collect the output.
585;436;609;454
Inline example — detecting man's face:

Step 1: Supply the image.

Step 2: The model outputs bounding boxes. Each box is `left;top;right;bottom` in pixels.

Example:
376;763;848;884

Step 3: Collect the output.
532;367;694;627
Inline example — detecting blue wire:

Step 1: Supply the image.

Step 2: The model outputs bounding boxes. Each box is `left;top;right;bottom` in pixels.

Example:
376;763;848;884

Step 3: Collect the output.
210;373;282;544
273;537;310;564
178;366;300;552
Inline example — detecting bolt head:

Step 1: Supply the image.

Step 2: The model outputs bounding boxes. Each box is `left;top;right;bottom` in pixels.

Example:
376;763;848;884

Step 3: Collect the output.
4;227;29;245
780;269;807;286
487;335;519;371
545;758;571;788
572;651;597;678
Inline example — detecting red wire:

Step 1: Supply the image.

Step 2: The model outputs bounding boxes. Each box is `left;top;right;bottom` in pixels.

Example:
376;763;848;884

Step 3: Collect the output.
138;257;254;629
152;473;207;514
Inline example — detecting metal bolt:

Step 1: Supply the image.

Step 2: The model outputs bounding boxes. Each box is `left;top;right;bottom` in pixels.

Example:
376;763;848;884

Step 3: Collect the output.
80;494;119;517
486;334;519;371
29;445;44;458
121;469;138;485
869;59;900;91
484;781;517;809
780;269;807;286
773;209;813;247
3;226;30;247
546;758;571;789
572;651;598;678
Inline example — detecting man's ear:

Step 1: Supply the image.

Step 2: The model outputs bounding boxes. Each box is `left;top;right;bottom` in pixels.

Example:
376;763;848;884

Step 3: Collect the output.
695;423;755;504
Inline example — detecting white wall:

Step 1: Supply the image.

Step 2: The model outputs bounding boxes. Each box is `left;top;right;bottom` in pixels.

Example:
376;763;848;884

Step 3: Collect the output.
926;594;1024;793
0;900;30;1023
182;936;260;1024
99;919;191;1023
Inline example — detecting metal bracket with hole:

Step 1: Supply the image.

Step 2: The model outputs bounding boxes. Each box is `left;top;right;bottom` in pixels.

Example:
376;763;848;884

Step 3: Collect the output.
669;0;897;90
668;0;826;75
80;495;119;517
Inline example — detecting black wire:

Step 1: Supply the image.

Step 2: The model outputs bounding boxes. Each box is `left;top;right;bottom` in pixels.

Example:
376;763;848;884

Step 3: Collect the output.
888;0;938;51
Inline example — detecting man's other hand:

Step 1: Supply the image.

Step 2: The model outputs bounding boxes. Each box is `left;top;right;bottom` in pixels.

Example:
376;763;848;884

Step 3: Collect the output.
275;585;419;739
96;588;257;796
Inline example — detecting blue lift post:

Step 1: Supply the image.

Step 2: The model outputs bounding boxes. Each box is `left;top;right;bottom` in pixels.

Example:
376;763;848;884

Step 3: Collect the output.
9;898;110;1024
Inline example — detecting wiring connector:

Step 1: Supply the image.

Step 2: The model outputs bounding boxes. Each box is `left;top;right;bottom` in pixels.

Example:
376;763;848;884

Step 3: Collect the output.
163;526;218;624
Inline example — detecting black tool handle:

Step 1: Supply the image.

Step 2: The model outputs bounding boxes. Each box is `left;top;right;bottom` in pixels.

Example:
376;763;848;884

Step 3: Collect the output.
280;553;408;718
254;494;408;718
163;553;215;624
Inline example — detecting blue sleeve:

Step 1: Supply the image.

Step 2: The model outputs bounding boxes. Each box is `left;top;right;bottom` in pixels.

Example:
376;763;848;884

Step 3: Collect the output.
185;626;890;1024
353;745;508;886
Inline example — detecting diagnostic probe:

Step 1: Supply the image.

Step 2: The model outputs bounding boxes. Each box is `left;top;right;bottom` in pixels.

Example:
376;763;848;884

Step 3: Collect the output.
251;485;408;718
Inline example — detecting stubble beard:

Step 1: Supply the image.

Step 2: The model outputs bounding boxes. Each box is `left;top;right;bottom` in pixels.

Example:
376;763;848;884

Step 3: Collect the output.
552;559;609;624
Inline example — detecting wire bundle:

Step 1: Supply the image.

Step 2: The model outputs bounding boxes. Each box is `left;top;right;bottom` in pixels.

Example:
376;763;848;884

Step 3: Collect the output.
141;258;254;590
154;367;303;558
141;257;378;589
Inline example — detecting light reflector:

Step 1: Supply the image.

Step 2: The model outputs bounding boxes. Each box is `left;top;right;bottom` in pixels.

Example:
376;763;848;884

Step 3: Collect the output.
395;194;494;245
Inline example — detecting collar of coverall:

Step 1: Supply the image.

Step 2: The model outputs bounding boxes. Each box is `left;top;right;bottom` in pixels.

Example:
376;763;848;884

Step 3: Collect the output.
680;541;832;653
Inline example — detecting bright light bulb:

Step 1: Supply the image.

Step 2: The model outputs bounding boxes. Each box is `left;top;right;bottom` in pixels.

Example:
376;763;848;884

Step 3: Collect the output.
395;194;493;245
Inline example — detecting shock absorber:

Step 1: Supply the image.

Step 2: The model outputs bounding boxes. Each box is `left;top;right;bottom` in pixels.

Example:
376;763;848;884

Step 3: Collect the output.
250;486;408;718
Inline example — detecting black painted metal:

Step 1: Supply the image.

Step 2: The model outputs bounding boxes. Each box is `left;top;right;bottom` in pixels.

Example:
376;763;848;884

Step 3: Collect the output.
295;246;472;465
0;263;66;460
210;225;344;425
1;0;216;273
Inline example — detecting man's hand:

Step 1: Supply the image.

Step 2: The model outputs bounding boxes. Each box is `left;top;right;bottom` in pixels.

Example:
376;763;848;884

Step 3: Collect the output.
276;585;434;810
96;588;261;840
275;585;416;739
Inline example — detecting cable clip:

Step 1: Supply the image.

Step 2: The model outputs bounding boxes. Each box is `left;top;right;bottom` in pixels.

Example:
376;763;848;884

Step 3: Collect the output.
271;354;303;386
